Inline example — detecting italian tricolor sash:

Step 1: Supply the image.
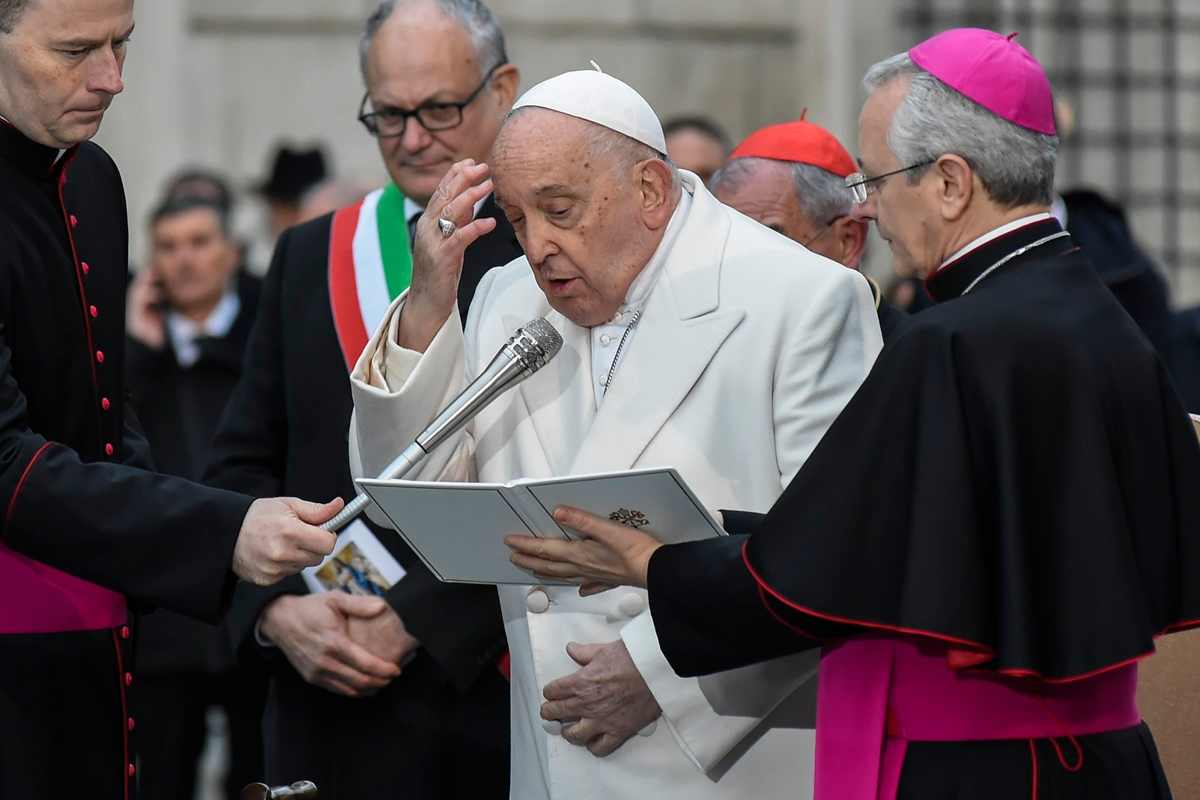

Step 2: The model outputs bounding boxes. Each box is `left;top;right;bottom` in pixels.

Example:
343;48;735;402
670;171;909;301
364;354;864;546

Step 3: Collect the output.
328;183;413;371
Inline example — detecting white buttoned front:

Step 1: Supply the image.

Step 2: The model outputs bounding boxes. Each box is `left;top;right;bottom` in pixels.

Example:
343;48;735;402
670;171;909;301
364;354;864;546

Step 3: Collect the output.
526;587;550;614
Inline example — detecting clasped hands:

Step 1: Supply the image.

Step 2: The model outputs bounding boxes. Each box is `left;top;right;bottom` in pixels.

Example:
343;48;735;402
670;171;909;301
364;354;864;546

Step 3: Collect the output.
261;591;419;699
507;506;669;756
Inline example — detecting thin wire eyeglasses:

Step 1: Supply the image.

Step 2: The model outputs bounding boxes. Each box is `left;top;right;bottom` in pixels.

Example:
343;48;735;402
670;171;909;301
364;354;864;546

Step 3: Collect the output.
844;160;934;204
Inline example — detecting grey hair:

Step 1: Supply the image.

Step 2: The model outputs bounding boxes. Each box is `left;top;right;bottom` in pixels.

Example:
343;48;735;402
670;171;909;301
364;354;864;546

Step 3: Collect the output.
504;106;681;192
360;0;508;83
862;52;1057;207
0;0;28;33
710;157;852;223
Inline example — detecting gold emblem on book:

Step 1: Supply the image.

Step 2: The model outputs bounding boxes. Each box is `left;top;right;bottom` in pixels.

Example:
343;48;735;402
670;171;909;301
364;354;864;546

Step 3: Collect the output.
608;508;650;529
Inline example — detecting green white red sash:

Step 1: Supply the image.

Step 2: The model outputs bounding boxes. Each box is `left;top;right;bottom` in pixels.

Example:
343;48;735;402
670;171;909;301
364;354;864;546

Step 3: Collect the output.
328;183;413;371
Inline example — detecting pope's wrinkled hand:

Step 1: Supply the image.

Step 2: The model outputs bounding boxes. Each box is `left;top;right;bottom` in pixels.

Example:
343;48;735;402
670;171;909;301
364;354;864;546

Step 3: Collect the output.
506;505;661;595
399;159;498;352
541;640;662;757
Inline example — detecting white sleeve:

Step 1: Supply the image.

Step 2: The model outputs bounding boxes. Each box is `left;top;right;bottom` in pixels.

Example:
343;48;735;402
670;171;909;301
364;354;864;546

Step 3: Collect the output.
621;612;819;772
347;293;476;527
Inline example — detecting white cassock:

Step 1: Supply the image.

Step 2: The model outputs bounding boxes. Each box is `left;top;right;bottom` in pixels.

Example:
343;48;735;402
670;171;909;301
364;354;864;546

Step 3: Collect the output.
348;172;883;799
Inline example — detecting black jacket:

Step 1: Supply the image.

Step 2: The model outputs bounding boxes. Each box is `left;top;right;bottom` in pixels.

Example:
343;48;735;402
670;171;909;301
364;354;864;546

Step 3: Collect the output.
0;122;252;800
203;197;520;797
126;274;261;676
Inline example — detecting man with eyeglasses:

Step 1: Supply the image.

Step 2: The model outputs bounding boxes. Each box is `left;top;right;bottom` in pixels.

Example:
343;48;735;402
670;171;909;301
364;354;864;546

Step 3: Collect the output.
204;1;521;796
710;117;906;341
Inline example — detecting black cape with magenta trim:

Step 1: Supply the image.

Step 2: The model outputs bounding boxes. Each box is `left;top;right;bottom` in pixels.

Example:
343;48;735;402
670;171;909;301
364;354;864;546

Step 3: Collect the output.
650;217;1200;685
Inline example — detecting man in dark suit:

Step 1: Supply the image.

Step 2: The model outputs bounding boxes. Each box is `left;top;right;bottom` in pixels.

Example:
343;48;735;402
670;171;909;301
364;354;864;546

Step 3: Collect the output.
125;196;265;800
204;1;522;796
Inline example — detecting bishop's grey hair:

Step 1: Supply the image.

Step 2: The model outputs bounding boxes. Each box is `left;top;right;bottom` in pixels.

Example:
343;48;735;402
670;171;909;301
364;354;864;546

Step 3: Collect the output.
360;0;508;82
709;157;852;224
0;0;29;33
862;52;1057;208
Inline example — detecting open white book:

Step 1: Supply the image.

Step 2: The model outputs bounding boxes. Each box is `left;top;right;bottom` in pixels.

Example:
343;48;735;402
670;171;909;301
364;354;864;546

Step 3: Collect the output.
356;467;724;585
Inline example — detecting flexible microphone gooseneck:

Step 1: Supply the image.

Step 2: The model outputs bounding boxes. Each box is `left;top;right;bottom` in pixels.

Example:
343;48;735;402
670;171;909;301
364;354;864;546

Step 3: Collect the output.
321;318;564;532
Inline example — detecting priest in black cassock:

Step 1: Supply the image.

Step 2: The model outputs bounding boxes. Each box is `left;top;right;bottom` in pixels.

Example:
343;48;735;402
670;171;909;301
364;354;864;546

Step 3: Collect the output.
508;28;1200;800
0;3;342;798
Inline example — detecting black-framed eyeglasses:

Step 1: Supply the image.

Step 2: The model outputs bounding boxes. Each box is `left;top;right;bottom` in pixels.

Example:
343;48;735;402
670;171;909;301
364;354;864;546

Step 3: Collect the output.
844;160;934;204
358;62;505;139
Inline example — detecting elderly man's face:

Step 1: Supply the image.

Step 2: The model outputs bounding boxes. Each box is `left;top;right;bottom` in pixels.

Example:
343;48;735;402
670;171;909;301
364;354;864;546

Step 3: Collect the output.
714;159;850;264
492;111;668;328
0;0;133;149
854;76;941;278
365;3;518;207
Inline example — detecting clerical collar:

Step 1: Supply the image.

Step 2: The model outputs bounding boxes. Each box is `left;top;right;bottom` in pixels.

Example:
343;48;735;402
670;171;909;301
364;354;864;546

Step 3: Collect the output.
0;114;73;180
925;214;1069;302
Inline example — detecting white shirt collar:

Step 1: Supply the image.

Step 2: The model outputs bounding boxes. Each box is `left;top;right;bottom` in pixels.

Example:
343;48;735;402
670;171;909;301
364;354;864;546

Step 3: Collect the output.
166;291;241;368
937;212;1054;273
403;195;487;225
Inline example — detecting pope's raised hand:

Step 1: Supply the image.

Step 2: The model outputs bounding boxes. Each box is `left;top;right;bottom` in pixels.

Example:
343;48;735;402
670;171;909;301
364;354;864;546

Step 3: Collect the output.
398;159;497;352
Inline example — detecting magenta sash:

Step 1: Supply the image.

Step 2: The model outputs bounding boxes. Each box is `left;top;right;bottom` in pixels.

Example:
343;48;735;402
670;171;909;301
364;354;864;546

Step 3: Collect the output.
0;543;127;633
815;636;1140;800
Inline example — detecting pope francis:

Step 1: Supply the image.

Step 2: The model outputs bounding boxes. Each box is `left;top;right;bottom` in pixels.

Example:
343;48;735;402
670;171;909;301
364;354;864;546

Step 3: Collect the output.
348;69;883;799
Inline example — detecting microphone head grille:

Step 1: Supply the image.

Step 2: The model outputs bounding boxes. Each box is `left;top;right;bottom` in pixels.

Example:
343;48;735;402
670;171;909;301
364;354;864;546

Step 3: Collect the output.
511;318;564;371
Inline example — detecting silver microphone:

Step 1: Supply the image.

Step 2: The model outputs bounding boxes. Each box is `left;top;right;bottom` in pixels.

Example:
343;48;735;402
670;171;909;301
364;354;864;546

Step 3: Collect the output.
322;318;563;532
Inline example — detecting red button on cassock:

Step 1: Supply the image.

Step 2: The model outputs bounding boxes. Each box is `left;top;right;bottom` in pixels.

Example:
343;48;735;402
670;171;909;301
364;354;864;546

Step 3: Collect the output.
81;261;90;274
120;625;130;640
127;717;135;732
95;350;104;364
127;763;136;778
101;397;111;411
70;214;78;228
104;443;114;457
124;672;132;687
89;305;98;318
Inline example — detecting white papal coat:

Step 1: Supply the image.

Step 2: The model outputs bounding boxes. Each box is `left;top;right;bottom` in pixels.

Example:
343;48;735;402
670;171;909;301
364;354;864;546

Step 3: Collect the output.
348;173;883;800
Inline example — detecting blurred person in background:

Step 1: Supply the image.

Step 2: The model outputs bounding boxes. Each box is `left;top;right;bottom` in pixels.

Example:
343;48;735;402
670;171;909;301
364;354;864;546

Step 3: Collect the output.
125;195;265;800
297;177;372;226
254;143;328;241
204;1;523;796
711;116;905;341
0;1;344;796
663;114;729;183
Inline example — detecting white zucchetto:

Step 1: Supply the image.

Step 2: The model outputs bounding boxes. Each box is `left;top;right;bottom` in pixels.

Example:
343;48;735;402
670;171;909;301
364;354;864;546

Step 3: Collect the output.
511;66;667;155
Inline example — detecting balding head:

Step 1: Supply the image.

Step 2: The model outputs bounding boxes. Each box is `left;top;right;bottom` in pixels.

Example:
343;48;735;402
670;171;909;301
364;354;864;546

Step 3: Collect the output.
491;107;681;327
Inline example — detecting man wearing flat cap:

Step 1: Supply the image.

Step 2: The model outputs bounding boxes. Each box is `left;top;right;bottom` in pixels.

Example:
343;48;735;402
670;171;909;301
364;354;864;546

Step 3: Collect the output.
348;68;883;798
711;116;905;341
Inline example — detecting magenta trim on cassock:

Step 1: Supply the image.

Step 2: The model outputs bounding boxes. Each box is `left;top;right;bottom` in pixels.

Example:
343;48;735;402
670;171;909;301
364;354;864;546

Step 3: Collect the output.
814;636;1139;800
0;544;126;633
